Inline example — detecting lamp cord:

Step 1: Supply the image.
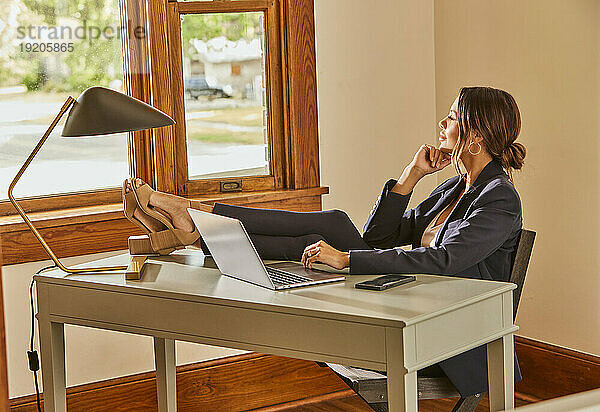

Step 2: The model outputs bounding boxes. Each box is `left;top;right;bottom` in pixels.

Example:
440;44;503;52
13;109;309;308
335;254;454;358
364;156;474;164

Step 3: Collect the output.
29;265;56;412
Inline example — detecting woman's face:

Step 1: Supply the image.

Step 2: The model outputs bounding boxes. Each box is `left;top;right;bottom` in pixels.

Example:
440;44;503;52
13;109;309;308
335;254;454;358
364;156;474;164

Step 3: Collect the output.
438;96;460;152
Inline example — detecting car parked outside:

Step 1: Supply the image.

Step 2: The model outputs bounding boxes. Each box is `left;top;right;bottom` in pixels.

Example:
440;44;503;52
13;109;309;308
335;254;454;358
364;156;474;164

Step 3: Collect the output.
184;76;233;100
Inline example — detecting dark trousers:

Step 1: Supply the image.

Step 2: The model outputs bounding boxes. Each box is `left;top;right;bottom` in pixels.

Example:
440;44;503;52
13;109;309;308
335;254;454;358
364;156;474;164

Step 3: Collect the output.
210;203;372;260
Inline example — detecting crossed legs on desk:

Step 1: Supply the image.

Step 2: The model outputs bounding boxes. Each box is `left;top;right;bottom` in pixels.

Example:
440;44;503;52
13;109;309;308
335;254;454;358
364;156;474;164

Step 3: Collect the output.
212;204;371;260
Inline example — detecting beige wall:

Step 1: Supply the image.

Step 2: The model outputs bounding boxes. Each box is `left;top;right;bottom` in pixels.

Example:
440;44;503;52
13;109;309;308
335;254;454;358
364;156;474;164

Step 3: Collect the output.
316;0;439;223
434;0;600;355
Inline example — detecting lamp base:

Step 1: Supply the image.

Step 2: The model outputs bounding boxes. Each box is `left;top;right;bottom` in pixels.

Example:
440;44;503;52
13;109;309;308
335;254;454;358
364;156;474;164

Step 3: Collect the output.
126;255;148;280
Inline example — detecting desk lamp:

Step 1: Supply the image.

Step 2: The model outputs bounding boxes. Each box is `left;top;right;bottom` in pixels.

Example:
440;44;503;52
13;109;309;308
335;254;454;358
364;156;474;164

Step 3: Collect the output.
8;87;174;274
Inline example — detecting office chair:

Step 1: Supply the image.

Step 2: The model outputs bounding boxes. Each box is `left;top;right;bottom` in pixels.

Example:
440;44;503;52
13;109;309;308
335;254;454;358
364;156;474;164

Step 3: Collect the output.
324;229;536;412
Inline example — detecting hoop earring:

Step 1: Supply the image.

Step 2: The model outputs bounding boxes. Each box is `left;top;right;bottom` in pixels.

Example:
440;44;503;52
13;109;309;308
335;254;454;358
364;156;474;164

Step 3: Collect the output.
468;141;482;156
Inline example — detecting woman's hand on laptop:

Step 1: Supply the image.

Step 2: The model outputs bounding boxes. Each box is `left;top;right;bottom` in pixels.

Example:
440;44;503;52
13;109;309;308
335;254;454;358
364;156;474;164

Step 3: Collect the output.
301;240;350;270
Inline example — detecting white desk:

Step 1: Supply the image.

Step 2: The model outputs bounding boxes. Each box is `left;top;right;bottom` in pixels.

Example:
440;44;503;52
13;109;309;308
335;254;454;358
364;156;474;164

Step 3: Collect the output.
35;250;517;412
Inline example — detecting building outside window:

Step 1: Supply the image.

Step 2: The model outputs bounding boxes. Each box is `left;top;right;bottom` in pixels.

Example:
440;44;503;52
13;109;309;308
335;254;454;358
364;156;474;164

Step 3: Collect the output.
180;12;269;181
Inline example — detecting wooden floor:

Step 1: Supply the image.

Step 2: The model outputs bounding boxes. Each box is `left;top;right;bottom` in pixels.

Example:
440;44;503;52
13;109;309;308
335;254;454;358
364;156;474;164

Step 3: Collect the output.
253;392;532;411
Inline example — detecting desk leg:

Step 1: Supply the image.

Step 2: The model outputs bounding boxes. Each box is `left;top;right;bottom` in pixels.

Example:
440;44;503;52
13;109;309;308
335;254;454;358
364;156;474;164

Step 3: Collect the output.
487;334;515;412
38;320;66;412
154;337;177;412
385;328;417;412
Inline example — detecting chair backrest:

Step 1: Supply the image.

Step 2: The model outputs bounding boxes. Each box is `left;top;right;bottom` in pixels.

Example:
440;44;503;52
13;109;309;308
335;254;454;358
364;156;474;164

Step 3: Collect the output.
509;229;536;320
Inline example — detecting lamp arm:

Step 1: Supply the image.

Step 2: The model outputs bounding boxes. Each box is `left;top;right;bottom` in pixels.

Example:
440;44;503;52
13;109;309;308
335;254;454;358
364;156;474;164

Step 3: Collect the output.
7;97;127;274
8;98;75;195
7;97;75;272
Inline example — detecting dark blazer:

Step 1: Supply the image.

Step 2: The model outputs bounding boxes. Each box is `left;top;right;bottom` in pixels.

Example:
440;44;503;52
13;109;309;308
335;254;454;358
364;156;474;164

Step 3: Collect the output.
349;158;523;397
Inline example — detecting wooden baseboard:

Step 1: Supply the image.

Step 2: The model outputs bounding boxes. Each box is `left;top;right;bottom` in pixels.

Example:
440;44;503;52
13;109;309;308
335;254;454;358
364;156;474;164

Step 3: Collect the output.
515;335;600;401
10;336;600;411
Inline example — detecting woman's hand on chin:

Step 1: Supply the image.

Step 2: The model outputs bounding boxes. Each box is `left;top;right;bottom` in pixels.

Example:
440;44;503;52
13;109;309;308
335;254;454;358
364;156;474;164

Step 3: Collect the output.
411;144;452;176
301;240;350;270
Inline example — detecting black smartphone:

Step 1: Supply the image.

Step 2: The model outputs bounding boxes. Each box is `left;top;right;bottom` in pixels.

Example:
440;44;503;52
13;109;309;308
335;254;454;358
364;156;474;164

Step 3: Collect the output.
354;275;416;291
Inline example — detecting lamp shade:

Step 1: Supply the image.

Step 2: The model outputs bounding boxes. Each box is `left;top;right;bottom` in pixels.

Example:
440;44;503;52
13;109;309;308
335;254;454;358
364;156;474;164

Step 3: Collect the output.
61;86;174;137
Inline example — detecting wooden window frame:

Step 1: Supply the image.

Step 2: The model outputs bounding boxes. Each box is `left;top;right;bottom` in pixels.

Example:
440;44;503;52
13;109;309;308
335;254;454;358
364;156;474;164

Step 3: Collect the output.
167;0;283;196
0;0;324;265
123;0;322;194
147;0;321;196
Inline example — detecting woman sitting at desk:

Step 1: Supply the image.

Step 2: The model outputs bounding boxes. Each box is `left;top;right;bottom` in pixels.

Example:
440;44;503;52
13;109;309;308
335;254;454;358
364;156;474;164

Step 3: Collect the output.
122;85;526;397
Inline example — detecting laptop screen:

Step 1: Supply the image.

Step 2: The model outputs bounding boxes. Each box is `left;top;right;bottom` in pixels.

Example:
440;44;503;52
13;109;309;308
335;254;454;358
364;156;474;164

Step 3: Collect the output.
187;208;274;289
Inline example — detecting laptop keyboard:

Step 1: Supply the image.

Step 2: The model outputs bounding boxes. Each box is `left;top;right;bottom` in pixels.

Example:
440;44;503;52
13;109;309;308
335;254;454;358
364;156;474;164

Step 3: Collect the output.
266;266;313;287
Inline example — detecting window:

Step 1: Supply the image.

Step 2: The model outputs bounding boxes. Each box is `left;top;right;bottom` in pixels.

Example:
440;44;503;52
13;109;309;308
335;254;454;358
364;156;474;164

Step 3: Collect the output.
180;12;269;181
0;0;319;211
0;0;321;264
153;0;288;196
0;0;127;213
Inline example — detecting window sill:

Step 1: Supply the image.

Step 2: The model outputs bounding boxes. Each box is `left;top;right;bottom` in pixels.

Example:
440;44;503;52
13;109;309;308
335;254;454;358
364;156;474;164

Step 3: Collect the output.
0;186;329;265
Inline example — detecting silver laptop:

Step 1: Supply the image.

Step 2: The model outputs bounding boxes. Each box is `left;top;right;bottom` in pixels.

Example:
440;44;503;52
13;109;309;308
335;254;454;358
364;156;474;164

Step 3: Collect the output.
187;208;346;290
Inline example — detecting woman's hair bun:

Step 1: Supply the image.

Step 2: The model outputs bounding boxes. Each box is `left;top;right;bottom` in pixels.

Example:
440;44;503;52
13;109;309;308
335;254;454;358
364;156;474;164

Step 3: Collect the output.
502;141;526;170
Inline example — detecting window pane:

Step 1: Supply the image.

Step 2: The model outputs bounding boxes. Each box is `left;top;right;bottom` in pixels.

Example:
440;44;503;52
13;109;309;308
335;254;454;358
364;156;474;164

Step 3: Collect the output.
0;0;127;200
181;12;269;180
